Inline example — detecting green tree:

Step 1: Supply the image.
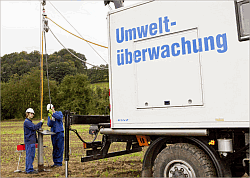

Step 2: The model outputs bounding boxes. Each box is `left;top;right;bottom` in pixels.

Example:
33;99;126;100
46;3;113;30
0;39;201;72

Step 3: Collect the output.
91;86;109;115
13;59;31;76
48;62;77;83
1;74;21;119
1;49;88;83
87;64;108;83
1;67;58;120
56;74;93;115
1;51;41;82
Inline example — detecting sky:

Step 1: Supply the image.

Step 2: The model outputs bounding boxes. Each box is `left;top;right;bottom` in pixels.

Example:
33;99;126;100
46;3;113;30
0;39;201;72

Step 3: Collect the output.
1;0;141;68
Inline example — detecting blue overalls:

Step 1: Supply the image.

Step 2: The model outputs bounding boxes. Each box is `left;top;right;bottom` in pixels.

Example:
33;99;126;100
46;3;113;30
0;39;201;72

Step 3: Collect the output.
47;111;64;166
23;118;43;173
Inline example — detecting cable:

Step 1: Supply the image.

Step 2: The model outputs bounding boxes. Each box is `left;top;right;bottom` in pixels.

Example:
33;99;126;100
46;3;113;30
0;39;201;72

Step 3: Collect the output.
41;29;44;121
71;128;99;144
92;132;98;142
49;27;108;69
44;31;52;105
50;28;107;69
70;129;87;143
48;1;108;64
45;16;108;50
40;2;43;122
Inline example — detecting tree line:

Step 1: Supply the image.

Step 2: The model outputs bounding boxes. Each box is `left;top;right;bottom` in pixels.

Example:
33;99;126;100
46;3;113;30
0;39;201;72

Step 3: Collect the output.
1;49;108;83
1;49;109;120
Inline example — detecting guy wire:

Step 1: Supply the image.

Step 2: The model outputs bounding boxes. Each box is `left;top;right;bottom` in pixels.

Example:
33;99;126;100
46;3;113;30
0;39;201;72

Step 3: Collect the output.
49;27;108;70
48;1;108;64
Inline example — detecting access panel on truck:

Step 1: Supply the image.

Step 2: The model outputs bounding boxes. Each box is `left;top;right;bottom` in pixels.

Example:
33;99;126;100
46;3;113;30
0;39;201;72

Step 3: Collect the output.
108;1;249;128
135;28;203;108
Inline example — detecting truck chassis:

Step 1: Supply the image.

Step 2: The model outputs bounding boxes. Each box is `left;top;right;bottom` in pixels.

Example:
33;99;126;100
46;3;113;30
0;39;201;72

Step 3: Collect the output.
64;111;249;177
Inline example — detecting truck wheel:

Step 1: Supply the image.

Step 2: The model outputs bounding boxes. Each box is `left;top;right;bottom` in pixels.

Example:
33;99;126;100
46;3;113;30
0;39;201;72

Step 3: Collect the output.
153;143;216;177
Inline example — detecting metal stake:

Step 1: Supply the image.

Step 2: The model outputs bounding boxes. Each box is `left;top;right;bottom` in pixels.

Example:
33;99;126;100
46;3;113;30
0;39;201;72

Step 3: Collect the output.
38;128;44;172
64;110;70;177
65;161;68;177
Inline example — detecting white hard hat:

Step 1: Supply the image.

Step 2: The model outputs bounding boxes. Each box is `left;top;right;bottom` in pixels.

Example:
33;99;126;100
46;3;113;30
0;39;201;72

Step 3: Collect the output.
26;108;35;114
47;104;54;111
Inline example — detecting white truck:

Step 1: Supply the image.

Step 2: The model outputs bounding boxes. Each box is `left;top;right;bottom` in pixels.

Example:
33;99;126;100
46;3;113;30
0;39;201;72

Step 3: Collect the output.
65;0;249;177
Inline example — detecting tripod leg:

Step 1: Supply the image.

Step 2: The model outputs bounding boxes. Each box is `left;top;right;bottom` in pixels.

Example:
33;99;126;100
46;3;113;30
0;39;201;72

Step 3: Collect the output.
14;152;22;172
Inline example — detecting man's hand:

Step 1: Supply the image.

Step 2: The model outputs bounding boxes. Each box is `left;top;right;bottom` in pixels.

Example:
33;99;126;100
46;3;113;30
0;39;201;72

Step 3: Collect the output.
48;109;53;118
49;109;53;115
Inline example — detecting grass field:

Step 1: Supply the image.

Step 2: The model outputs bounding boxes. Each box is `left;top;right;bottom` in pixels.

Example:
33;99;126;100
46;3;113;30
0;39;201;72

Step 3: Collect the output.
1;120;249;177
1;119;146;177
90;82;109;89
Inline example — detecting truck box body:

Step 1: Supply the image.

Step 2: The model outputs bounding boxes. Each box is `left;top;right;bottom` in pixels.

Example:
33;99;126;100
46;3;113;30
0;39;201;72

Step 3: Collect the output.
107;1;249;128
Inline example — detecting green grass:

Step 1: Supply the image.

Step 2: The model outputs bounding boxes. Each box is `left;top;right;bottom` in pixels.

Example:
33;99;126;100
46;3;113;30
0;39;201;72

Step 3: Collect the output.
129;152;144;157
90;82;109;89
102;170;109;177
1;129;23;135
54;173;60;177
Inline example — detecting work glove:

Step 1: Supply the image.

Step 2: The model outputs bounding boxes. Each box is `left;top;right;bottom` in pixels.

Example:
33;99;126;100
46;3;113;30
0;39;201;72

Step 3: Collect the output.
48;109;53;118
49;109;53;115
41;119;44;124
48;109;55;121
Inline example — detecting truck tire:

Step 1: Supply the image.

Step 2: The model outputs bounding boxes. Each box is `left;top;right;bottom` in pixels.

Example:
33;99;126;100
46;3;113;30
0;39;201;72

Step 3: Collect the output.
153;143;216;177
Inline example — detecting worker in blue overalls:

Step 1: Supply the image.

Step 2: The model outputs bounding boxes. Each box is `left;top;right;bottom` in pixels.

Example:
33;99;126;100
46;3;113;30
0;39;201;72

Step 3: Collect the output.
24;108;44;174
47;104;64;167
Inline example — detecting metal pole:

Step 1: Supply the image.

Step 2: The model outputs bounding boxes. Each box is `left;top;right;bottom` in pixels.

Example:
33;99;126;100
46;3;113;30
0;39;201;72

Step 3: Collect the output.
65;161;68;177
38;129;44;172
64;110;70;177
